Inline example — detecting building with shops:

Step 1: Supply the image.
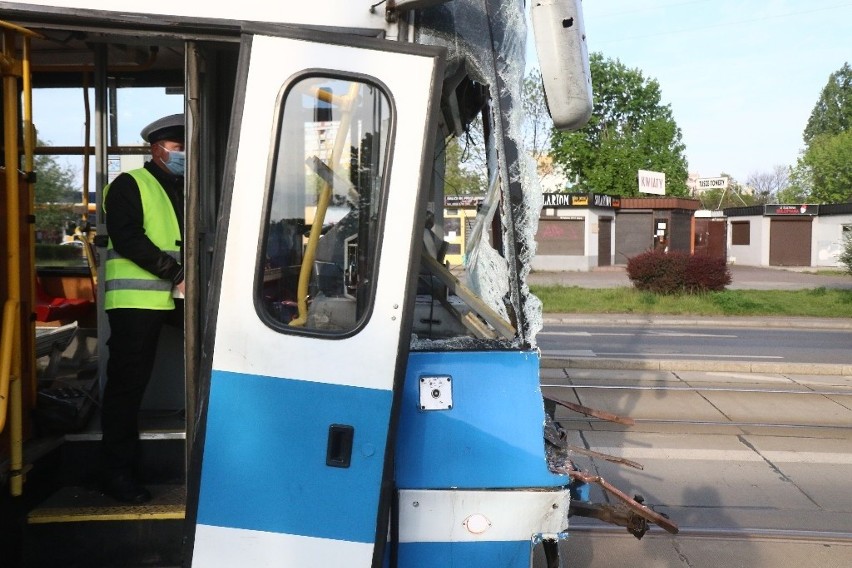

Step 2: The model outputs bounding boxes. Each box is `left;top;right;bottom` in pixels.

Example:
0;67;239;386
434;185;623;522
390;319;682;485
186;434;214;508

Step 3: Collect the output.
532;192;620;271
443;192;851;272
725;203;852;268
614;197;700;263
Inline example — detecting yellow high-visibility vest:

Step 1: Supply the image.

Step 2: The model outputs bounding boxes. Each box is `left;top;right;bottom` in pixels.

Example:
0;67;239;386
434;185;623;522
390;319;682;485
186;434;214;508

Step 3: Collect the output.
103;168;181;310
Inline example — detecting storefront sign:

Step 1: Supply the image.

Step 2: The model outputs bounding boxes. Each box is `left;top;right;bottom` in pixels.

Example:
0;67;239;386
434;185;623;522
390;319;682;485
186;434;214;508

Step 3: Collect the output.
445;195;484;207
697;177;728;190
593;193;620;207
542;192;620;208
765;204;818;216
638;170;666;195
542;193;573;207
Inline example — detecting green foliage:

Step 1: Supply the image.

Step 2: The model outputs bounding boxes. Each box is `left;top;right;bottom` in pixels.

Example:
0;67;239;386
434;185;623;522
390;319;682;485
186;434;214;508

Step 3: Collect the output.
550;53;689;197
443;136;485;195
792;63;852;204
32;142;80;240
803;62;851;145
698;173;756;209
709;291;761;314
529;285;852;318
791;131;852;204
840;232;852;276
34;149;78;203
34;243;87;268
626;250;731;294
776;178;810;204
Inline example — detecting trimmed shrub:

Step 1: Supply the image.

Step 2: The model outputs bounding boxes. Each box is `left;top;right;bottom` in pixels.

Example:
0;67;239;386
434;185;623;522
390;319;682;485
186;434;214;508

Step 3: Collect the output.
683;254;732;292
627;250;731;294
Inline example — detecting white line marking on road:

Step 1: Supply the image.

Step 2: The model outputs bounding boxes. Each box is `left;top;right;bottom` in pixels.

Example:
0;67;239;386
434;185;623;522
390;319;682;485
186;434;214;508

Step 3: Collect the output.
591;352;784;359
540;331;738;338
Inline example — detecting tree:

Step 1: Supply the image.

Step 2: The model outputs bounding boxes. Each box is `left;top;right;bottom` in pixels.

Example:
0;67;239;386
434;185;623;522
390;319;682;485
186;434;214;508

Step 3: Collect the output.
549;53;689;197
522;68;557;183
776;181;809;204
791;63;852;204
803;62;851;145
443;134;485;196
32;145;79;241
840;231;852;276
697;173;755;210
746;165;790;204
791;131;852;203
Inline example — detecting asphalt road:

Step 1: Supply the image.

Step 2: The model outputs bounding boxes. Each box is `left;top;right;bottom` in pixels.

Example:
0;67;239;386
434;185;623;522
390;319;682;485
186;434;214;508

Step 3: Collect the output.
539;322;852;365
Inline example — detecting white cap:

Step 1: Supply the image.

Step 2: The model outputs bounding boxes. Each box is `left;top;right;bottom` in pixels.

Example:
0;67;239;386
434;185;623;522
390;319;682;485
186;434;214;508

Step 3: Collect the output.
140;113;184;143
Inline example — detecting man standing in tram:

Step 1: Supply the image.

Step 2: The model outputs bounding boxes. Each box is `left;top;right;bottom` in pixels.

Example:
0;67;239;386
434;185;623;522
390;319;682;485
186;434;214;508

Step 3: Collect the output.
99;114;185;503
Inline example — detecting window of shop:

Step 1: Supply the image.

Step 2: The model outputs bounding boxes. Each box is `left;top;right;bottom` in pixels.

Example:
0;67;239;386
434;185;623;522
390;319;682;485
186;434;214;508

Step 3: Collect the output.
731;221;750;245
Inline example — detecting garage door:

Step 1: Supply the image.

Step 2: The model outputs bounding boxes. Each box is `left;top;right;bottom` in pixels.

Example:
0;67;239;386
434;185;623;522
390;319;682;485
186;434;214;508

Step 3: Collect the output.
614;212;652;264
769;218;812;266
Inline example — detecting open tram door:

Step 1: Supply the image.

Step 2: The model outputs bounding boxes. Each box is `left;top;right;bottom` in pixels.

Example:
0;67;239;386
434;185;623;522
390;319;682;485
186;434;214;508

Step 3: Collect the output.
185;28;444;566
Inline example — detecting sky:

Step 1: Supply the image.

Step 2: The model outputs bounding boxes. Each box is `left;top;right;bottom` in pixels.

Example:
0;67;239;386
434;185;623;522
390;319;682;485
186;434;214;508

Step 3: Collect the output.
30;1;851;187
567;0;852;183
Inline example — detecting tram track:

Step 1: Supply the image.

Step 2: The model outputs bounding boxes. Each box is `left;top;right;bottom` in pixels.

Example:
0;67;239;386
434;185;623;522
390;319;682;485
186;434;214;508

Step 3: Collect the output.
545;384;852;397
541;375;852;432
565;524;852;544
555;417;852;431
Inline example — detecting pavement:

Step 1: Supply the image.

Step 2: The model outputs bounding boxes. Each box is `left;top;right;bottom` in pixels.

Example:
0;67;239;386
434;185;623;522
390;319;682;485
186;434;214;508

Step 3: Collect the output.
530;264;852;375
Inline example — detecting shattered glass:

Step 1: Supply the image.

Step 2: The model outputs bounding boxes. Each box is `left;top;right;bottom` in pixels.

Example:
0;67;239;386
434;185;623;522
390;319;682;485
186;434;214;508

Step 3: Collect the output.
415;0;545;348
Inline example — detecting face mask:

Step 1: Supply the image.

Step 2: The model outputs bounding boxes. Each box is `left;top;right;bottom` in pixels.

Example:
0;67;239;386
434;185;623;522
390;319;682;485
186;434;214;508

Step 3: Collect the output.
160;145;185;177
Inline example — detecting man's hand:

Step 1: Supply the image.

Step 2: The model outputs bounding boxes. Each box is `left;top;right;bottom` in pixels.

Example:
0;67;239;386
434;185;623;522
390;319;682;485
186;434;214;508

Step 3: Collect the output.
176;280;186;295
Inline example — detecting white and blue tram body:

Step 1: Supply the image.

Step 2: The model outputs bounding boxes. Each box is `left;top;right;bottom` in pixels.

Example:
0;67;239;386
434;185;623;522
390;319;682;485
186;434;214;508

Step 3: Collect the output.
0;1;608;566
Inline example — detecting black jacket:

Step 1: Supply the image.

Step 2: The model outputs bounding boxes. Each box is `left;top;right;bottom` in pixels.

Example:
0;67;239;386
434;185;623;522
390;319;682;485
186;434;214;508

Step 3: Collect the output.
104;161;184;285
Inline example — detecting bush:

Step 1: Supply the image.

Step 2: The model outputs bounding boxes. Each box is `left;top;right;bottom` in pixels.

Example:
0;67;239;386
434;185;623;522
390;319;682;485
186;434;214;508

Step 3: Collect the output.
840;232;852;276
627;250;731;294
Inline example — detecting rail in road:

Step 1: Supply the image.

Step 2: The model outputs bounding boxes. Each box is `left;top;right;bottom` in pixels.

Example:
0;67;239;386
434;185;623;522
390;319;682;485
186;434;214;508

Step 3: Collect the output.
540;362;852;567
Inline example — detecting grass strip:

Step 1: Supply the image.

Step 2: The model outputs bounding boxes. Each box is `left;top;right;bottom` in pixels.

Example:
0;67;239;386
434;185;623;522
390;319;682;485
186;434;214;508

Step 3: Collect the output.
530;285;852;318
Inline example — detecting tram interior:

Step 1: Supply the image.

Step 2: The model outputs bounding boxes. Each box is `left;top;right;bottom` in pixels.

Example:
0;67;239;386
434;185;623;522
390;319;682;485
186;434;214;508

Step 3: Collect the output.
6;19;511;445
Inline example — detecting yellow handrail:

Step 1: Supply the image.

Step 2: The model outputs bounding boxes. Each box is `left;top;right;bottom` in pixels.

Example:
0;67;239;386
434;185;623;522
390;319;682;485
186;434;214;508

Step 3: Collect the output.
1;24;38;497
290;81;361;327
1;30;22;436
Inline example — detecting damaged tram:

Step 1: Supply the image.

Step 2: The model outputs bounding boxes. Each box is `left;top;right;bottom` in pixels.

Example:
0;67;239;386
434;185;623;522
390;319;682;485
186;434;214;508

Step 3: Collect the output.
0;0;677;566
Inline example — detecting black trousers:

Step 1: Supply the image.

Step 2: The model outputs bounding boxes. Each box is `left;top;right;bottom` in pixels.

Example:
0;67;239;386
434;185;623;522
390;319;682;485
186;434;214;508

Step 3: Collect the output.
101;303;182;478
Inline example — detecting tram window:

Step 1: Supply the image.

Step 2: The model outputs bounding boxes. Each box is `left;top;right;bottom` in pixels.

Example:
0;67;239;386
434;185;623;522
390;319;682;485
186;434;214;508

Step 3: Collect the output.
258;75;392;334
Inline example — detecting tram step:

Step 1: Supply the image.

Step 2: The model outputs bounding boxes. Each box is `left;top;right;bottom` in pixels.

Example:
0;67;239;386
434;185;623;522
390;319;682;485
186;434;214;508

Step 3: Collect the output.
23;484;185;567
56;437;186;487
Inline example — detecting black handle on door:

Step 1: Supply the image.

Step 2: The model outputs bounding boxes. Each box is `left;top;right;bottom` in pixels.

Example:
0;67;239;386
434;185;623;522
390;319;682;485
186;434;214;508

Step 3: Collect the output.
326;424;354;468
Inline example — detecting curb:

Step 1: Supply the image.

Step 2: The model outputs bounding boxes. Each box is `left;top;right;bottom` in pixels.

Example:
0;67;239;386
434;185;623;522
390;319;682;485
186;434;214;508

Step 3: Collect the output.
540;357;852;376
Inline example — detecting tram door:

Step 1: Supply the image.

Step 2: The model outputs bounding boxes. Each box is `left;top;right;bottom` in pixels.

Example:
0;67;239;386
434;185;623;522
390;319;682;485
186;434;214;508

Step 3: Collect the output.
188;31;443;566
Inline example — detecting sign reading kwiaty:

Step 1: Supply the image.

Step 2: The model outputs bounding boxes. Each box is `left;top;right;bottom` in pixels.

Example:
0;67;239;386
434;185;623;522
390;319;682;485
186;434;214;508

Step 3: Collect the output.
638;170;665;195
